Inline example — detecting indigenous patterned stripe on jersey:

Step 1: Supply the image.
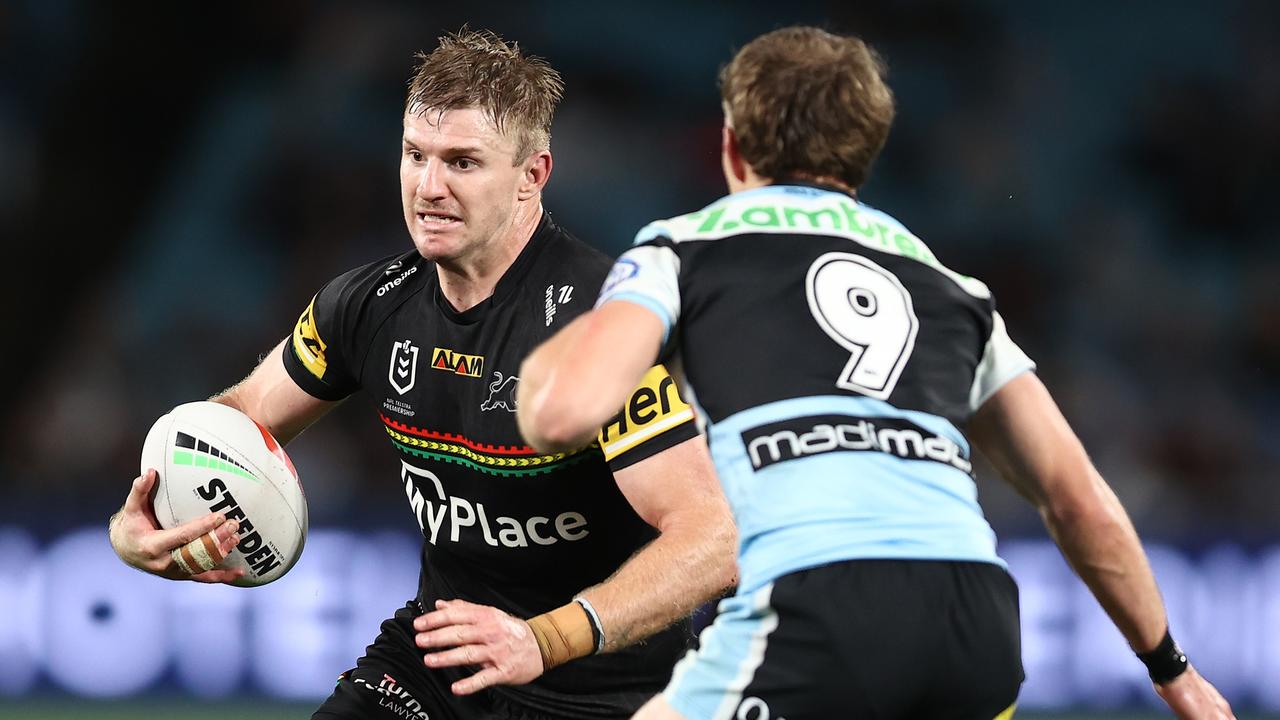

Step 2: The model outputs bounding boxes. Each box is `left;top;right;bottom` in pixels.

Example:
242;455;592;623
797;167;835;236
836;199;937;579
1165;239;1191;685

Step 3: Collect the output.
282;213;698;717
596;185;1035;592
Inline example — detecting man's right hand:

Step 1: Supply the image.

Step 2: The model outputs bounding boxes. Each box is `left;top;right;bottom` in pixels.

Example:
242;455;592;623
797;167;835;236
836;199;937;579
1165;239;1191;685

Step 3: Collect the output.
108;468;245;584
1155;665;1235;719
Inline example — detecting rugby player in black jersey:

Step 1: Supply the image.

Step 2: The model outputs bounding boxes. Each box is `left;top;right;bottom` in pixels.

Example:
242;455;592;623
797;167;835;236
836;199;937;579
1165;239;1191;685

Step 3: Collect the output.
520;26;1233;720
109;29;736;720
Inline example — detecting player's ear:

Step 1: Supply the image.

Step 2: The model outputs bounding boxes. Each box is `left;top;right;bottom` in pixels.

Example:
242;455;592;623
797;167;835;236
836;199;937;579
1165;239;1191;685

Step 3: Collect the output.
518;150;553;200
721;125;749;188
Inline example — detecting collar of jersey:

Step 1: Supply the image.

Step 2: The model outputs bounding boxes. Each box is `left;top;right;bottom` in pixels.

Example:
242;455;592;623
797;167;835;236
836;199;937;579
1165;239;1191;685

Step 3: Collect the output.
774;179;858;199
728;182;857;203
434;210;556;325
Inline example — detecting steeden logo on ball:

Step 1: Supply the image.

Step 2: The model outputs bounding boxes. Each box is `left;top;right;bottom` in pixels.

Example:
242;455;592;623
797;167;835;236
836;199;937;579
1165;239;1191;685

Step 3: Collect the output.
140;401;308;586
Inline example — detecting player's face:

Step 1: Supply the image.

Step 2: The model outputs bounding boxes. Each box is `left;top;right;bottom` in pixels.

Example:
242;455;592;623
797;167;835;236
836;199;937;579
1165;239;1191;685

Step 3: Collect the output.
400;107;532;264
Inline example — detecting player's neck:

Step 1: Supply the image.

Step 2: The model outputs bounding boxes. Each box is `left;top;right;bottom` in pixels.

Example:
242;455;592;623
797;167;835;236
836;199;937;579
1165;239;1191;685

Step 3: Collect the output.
780;173;857;197
729;171;857;198
435;198;543;312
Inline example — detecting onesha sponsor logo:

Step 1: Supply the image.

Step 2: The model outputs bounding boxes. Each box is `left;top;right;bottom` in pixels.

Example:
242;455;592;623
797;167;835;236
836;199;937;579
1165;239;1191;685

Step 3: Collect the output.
377;264;418;296
742;414;971;474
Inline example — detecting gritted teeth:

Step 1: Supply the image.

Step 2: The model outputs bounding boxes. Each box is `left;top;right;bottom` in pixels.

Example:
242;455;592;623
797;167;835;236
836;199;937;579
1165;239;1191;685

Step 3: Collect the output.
417;211;460;224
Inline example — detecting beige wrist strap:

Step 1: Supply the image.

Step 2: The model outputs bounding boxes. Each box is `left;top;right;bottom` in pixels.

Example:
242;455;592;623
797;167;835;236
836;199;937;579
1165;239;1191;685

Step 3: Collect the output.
526;602;595;671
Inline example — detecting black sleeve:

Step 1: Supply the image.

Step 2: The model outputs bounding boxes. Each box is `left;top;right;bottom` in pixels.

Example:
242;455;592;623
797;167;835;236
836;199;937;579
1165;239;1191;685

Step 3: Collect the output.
597;364;700;472
281;264;382;401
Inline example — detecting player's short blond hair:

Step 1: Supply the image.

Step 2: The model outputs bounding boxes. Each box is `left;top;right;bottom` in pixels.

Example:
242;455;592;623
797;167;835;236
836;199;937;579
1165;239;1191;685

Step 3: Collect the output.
720;26;896;190
406;28;564;163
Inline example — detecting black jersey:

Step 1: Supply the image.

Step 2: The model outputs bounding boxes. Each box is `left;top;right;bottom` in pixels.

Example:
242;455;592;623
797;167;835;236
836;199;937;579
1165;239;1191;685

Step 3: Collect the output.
283;212;699;717
596;184;1036;592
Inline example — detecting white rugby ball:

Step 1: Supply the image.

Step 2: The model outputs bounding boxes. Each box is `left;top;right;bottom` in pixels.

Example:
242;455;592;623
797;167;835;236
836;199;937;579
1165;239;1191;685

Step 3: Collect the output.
140;401;307;586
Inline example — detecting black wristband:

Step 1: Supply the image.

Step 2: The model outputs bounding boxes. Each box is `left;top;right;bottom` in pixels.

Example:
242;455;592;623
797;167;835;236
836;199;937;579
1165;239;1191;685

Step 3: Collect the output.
1136;628;1188;685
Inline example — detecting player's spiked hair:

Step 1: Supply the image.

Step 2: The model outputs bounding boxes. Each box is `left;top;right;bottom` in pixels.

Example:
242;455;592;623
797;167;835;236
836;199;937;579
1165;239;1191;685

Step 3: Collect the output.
720;26;896;191
406;28;564;162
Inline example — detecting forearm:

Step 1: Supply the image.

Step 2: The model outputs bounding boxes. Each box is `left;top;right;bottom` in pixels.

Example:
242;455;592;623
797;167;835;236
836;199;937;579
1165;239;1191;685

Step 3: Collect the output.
578;515;736;651
519;304;665;453
1041;470;1167;653
209;340;332;446
518;314;600;451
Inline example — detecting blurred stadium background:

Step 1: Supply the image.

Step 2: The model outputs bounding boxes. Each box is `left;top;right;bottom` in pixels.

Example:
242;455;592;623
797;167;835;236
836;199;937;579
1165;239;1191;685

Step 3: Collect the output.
2;1;1278;718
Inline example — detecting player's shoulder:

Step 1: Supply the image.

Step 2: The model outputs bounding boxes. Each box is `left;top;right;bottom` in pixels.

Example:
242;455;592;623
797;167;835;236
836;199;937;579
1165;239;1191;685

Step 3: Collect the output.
635;185;994;301
505;213;613;331
630;185;850;245
319;249;434;308
532;213;614;284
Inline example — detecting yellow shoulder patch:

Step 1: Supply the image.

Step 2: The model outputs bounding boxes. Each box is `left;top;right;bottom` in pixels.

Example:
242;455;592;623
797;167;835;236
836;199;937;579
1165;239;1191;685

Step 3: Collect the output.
292;297;329;379
597;364;696;461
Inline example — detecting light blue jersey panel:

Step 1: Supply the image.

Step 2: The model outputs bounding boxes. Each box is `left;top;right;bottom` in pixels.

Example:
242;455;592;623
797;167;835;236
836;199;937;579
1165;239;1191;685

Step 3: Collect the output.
708;395;1003;592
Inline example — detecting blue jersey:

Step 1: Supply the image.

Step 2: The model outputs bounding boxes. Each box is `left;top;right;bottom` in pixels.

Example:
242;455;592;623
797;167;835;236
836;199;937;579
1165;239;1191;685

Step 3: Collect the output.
596;184;1035;591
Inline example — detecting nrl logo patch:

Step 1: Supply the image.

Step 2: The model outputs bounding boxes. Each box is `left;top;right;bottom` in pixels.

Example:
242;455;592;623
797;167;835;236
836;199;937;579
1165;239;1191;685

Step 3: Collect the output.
389;340;419;395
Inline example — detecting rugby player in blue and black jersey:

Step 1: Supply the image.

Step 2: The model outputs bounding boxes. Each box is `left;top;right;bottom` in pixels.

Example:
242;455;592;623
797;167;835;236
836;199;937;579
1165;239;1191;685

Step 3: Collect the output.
519;26;1233;720
109;29;736;720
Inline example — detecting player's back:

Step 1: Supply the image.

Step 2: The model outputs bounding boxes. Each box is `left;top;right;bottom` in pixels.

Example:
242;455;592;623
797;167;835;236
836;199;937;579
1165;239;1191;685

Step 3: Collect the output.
602;183;1034;591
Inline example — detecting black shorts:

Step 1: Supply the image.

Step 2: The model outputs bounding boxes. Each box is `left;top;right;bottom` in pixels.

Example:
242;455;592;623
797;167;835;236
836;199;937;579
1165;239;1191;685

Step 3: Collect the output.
663;559;1023;720
312;601;559;720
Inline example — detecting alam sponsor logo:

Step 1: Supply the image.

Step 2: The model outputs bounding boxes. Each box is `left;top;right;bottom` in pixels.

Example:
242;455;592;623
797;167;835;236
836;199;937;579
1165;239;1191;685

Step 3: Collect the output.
401;461;589;548
430;346;483;378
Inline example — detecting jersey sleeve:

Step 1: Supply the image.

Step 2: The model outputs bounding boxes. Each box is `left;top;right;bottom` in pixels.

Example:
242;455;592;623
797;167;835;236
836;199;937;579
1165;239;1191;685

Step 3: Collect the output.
597;364;698;471
282;272;366;401
968;311;1036;411
594;236;682;346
